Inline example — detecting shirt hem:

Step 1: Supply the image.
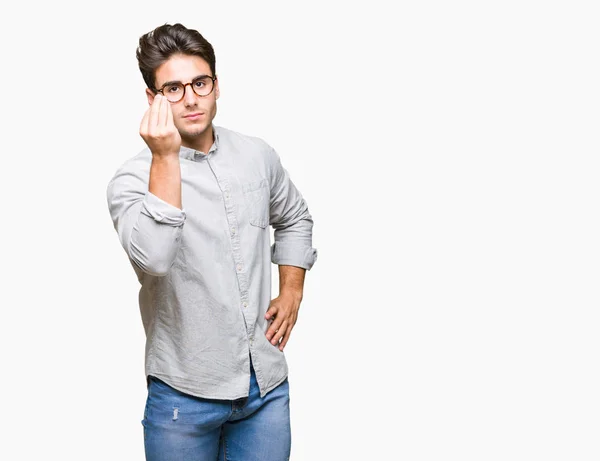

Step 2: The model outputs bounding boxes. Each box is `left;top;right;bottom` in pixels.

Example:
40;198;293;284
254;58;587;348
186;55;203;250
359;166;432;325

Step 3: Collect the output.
259;372;289;399
145;368;289;401
146;370;253;401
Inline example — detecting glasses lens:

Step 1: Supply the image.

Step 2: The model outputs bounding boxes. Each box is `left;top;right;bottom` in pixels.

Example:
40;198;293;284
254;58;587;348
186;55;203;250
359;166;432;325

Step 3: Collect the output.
163;83;184;102
191;77;214;97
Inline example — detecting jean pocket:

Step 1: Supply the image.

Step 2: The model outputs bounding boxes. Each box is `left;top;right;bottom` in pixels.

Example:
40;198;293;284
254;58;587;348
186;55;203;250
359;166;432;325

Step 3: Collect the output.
242;178;269;228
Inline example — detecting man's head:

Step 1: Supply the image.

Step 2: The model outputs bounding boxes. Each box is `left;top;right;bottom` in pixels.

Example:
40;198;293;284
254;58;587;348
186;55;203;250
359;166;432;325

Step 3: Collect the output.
136;23;219;146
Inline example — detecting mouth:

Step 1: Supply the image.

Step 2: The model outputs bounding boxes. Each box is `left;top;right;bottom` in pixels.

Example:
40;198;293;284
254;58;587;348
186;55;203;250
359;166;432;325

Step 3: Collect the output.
184;112;204;120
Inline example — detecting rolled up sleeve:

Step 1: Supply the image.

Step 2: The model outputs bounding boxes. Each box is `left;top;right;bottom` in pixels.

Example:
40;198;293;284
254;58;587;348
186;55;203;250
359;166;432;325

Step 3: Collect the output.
106;165;186;277
267;146;318;270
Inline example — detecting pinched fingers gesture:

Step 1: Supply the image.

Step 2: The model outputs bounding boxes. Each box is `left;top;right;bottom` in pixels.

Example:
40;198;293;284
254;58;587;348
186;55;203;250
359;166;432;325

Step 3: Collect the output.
139;94;181;157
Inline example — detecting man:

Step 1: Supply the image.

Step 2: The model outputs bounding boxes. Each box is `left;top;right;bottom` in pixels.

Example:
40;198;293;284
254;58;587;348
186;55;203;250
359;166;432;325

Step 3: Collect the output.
106;23;317;461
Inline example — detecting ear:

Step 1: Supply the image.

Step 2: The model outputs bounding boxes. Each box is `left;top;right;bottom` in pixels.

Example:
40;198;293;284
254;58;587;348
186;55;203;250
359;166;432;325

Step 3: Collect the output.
214;76;220;100
145;88;156;106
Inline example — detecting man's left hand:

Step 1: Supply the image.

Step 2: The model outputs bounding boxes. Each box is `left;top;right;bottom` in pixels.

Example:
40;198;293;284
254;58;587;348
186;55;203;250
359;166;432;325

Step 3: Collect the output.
264;292;302;351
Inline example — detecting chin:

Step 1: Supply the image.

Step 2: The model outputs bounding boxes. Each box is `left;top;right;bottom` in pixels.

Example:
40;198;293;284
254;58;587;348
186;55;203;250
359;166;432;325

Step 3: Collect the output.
182;124;208;138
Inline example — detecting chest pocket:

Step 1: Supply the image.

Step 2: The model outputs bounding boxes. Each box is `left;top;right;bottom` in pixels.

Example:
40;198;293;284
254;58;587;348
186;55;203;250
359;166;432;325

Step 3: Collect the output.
242;178;269;228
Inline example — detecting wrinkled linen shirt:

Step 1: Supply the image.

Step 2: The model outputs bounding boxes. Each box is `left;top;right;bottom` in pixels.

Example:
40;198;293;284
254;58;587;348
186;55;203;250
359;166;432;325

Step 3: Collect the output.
106;124;317;399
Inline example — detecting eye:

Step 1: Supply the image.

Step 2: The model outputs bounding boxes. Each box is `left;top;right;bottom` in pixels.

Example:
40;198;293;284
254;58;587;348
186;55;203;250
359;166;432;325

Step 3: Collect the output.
194;79;206;88
166;85;181;93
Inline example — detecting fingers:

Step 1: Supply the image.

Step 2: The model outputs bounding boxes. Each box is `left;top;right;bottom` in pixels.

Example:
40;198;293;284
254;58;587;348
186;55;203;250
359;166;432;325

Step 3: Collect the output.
139;93;181;155
265;300;298;351
158;94;168;127
269;320;288;347
265;317;278;341
166;99;175;128
265;303;275;319
265;305;280;340
279;327;292;351
139;107;150;138
147;94;163;131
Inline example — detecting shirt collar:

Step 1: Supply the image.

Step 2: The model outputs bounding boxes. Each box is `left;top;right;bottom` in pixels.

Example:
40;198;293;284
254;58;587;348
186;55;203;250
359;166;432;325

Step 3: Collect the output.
178;124;220;161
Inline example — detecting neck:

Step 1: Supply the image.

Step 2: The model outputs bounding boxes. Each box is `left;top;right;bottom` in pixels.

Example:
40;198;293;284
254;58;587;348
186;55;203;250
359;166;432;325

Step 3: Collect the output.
181;125;214;154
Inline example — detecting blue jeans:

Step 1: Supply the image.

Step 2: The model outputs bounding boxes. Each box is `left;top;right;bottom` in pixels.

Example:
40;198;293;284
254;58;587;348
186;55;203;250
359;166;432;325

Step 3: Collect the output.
141;357;291;461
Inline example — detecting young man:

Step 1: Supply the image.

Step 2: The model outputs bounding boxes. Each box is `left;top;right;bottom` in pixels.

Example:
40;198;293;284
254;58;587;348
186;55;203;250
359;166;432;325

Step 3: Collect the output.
106;23;317;461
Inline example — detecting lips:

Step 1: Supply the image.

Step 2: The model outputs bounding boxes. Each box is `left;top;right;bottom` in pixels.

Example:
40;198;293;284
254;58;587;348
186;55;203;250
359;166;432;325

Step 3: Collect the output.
184;112;203;118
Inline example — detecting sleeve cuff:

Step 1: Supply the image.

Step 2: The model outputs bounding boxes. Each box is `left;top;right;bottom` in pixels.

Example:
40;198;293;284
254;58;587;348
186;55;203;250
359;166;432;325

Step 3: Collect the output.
141;191;186;226
271;241;318;270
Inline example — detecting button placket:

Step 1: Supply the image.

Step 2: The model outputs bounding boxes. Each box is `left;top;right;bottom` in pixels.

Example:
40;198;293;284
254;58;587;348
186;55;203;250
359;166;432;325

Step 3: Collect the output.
207;160;255;352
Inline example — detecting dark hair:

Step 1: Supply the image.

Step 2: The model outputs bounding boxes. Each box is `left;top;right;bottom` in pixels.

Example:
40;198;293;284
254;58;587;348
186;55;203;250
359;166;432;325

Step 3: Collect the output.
136;23;216;91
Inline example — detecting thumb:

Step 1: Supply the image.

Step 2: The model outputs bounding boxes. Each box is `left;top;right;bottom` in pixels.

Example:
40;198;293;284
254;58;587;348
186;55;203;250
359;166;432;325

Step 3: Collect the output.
265;303;279;320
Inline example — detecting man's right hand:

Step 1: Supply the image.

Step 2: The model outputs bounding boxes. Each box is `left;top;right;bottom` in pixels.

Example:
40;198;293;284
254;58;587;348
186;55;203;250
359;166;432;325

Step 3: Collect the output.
139;94;182;157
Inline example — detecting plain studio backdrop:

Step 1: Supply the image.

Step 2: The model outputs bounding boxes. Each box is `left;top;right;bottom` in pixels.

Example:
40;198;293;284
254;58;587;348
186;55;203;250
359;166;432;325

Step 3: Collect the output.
1;1;598;460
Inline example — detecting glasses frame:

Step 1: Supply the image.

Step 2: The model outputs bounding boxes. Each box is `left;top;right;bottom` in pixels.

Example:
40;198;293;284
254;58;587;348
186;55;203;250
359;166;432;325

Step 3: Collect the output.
154;75;217;103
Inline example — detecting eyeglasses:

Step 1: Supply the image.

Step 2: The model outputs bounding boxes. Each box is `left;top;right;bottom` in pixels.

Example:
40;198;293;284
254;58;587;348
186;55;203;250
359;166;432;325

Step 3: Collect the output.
154;75;217;103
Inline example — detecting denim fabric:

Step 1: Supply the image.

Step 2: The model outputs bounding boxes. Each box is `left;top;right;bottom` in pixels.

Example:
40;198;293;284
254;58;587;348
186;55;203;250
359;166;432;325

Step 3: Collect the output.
141;356;291;461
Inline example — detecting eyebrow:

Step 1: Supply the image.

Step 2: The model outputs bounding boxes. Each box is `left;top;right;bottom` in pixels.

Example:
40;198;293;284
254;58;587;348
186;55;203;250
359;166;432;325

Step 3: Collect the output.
159;74;212;88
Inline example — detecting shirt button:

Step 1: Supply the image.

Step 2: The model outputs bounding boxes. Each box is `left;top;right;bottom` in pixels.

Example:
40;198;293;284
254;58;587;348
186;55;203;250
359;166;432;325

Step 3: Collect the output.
236;264;243;272
242;302;248;308
231;227;236;235
225;192;230;200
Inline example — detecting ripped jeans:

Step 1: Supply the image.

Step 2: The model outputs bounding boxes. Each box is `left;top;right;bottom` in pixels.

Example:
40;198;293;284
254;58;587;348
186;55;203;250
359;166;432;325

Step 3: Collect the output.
141;357;291;461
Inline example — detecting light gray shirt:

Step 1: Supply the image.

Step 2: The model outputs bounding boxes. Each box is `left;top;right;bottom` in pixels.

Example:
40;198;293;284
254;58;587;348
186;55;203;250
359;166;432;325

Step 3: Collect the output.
106;124;317;399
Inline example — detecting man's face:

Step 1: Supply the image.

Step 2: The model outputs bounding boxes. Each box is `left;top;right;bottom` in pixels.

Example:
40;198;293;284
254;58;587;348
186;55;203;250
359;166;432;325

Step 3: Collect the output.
146;53;219;143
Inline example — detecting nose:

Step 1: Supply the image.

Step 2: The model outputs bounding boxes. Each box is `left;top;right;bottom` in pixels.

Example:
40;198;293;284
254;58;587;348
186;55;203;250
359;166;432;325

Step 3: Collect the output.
182;83;198;106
